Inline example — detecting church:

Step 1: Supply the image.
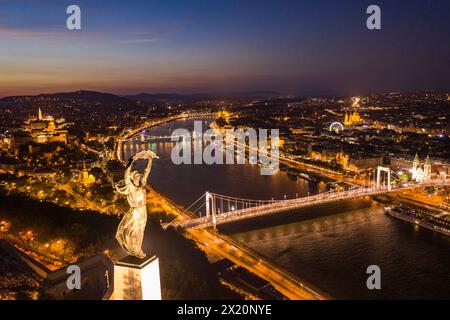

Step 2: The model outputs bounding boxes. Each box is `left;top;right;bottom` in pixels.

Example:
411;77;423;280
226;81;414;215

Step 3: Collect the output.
411;153;432;182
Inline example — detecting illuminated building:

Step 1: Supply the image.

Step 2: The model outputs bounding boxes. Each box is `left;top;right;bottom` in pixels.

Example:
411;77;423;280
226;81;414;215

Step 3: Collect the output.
23;108;68;144
344;97;363;126
0;133;12;149
80;162;96;187
344;111;361;126
216;109;232;123
310;146;382;172
411;153;432;182
335;151;349;169
0;161;18;174
38;107;43;121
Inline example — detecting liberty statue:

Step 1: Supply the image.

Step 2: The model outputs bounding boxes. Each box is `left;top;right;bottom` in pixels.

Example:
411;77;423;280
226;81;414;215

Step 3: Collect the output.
115;150;158;258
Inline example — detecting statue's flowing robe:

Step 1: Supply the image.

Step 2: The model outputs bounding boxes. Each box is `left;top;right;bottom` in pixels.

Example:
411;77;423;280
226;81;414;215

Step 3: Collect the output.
115;178;147;258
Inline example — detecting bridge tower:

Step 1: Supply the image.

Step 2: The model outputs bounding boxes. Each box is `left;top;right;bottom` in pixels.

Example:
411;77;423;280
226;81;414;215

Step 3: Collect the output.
205;192;211;219
205;191;217;222
424;155;432;181
412;153;420;180
376;166;391;191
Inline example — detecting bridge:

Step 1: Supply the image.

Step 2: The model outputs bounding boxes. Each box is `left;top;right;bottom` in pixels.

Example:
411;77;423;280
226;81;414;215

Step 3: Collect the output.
122;131;219;143
122;133;190;143
114;114;184;160
116;112;219;152
170;168;450;229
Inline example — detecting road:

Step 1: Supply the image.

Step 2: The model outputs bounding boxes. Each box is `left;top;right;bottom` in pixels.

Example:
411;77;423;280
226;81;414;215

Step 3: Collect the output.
58;184;106;213
188;228;327;300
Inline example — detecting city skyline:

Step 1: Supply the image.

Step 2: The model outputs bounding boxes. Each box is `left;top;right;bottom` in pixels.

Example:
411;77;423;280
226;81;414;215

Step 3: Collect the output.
0;1;449;303
1;0;449;97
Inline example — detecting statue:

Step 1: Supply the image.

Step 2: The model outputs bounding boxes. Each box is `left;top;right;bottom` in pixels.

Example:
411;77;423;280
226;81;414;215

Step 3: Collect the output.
115;150;158;258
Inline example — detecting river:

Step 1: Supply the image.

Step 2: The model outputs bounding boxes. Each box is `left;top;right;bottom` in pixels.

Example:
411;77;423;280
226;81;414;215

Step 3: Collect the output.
123;118;450;299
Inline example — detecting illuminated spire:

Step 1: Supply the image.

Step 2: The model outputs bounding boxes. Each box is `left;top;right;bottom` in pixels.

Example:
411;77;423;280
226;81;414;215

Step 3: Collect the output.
352;97;361;109
38;107;43;121
424;155;432;181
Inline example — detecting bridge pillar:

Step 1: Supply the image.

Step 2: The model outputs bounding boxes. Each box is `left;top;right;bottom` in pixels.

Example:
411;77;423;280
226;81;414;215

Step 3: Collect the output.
388;171;391;191
205;192;211;219
211;195;216;223
376;166;391;191
212;212;217;228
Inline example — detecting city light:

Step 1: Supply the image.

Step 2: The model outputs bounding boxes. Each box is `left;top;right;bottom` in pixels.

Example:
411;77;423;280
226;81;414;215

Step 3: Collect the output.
0;1;448;303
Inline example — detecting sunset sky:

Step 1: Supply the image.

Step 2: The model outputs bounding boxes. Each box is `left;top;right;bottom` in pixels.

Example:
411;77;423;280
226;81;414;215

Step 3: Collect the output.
0;0;448;97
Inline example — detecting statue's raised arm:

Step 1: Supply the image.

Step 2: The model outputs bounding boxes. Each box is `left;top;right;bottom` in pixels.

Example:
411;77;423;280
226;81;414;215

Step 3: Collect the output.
140;150;158;187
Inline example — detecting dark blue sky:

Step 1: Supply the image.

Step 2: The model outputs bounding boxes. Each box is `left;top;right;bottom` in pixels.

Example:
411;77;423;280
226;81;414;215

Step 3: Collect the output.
0;0;448;96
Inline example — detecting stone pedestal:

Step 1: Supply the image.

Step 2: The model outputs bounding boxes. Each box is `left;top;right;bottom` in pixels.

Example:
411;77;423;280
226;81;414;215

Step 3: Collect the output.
113;255;161;300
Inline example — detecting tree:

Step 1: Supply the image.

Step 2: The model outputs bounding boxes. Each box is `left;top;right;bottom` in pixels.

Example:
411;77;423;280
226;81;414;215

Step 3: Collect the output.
425;186;435;195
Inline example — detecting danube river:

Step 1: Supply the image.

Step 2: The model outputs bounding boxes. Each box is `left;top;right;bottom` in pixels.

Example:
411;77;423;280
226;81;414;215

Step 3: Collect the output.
124;118;450;299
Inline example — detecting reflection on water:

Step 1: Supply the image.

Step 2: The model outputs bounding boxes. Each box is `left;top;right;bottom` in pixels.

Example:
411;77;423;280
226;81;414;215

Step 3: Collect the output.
226;200;450;299
124;118;450;299
124;118;320;208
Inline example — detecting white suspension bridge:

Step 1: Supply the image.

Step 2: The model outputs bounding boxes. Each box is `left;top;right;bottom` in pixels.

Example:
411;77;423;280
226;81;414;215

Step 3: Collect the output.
169;167;450;229
121;133;189;143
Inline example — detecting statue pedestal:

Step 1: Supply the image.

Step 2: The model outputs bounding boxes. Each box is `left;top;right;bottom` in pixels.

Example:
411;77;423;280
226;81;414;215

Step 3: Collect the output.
112;255;161;300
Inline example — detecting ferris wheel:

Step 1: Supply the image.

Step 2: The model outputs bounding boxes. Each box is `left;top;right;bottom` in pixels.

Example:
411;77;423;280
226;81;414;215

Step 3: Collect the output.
329;122;344;133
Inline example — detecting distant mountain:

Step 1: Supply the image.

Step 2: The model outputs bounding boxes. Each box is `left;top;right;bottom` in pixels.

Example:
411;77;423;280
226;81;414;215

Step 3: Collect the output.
0;90;139;120
125;91;280;103
35;90;134;105
0;90;280;105
124;93;185;103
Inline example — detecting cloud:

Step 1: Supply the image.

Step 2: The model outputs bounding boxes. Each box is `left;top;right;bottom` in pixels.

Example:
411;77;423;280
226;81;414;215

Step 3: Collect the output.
0;27;62;39
114;38;160;45
111;22;191;45
0;22;188;45
0;25;160;46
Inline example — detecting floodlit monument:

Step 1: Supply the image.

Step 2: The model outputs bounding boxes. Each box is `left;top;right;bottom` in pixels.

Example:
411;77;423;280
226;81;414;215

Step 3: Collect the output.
112;150;162;300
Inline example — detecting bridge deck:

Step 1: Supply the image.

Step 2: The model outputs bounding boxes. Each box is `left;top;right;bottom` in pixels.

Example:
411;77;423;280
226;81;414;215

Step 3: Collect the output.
174;178;450;229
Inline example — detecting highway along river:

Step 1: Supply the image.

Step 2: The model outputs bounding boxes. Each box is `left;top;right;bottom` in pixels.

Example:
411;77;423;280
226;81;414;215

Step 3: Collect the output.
124;118;450;299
